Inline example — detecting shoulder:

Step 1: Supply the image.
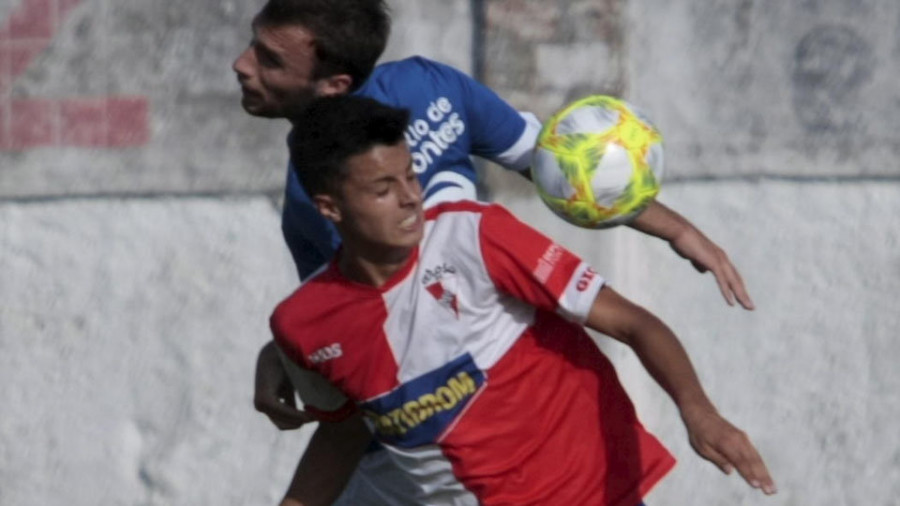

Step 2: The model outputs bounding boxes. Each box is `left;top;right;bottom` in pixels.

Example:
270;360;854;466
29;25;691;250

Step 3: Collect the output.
424;201;520;239
425;200;504;224
376;56;460;75
270;265;339;337
426;200;517;221
425;199;488;218
365;56;469;90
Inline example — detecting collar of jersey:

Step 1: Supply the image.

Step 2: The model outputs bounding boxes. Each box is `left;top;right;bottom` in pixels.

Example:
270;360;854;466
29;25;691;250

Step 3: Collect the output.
328;246;421;294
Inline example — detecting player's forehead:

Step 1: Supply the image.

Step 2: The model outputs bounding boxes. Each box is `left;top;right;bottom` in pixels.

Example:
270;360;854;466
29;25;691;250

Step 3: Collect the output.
344;143;413;183
250;18;316;54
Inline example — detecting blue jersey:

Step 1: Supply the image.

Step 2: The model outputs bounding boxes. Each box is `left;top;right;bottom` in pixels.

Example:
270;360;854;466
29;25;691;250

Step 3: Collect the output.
281;56;539;278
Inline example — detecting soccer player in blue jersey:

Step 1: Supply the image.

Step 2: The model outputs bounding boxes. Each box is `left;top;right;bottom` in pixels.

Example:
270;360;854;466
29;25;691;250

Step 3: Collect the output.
233;0;757;504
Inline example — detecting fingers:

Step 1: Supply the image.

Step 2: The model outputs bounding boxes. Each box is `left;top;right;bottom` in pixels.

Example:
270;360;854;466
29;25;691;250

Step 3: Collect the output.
255;341;312;430
254;387;313;429
712;265;737;307
718;431;777;495
260;400;315;430
725;263;755;310
254;379;313;430
708;252;755;311
695;441;733;475
668;231;755;310
694;423;777;495
685;408;777;495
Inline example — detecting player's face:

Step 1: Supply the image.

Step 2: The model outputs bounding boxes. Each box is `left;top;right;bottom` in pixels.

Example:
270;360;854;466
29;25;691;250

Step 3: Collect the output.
330;142;424;257
232;21;346;118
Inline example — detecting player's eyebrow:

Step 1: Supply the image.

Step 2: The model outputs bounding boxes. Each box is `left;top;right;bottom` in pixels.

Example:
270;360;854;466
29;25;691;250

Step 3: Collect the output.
369;174;397;185
254;38;283;65
248;25;284;66
369;169;413;188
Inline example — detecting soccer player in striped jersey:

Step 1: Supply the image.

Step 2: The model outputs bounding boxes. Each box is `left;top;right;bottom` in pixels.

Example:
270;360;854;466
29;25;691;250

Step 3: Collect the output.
269;95;776;505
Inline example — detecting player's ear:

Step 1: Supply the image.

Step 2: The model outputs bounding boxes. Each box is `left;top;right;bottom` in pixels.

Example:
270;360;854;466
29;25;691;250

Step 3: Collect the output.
315;74;352;97
313;193;342;223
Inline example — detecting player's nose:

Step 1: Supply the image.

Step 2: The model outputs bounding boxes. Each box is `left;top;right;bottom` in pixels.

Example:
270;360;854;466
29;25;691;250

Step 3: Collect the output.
399;179;422;206
232;47;254;79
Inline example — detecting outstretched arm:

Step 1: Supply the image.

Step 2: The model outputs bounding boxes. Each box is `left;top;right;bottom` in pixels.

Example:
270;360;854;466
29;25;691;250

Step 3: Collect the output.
628;200;755;310
585;285;775;495
280;412;372;506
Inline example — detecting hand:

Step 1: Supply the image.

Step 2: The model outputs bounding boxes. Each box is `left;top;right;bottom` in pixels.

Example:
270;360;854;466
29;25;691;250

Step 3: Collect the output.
255;340;315;430
681;404;776;495
627;201;754;310
669;226;755;310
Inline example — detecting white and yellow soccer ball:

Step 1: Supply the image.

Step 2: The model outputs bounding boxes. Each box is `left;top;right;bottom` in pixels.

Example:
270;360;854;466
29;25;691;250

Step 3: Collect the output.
531;95;664;229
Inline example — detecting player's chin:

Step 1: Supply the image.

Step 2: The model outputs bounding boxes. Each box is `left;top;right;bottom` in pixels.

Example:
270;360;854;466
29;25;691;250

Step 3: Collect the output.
240;96;278;118
394;226;423;249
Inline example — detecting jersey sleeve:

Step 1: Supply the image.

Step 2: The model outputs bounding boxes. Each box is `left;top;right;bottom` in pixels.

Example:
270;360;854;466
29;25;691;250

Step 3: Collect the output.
275;346;356;422
424;58;540;172
478;205;605;323
270;307;356;422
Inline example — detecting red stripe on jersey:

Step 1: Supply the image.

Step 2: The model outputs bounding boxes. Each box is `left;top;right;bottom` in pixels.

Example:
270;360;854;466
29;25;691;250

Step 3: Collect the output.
438;311;675;505
424;200;486;221
271;266;402;416
477;204;584;312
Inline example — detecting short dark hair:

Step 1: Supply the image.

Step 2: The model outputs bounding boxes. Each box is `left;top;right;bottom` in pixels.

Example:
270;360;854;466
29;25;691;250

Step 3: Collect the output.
289;95;410;196
256;0;390;91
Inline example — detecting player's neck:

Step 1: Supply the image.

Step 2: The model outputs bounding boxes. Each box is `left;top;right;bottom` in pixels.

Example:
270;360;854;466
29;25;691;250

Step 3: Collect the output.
338;244;415;287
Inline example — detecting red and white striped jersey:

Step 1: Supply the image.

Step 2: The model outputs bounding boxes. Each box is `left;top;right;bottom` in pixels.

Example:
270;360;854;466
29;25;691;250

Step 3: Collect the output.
271;201;675;506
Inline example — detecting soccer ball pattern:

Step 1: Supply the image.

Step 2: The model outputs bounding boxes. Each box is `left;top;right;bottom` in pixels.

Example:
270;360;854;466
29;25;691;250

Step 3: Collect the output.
531;95;664;229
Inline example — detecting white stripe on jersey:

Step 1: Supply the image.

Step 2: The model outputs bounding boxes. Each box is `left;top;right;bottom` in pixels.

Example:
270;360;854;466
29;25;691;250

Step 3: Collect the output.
383;445;479;505
423;171;478;208
490;111;542;171
277;344;348;411
556;261;605;324
380;210;534;383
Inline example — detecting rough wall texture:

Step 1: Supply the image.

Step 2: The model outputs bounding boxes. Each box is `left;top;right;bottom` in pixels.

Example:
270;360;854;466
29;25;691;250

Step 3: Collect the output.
0;198;304;505
1;0;898;504
627;0;900;179
482;0;900;504
0;1;472;504
483;0;627;117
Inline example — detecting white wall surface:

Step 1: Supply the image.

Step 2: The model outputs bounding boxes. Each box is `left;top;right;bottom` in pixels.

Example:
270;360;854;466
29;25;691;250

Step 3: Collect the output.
0;0;476;504
0;198;306;505
491;176;900;505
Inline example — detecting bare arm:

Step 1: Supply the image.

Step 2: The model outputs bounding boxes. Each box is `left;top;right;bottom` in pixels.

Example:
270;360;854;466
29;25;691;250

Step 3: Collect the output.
585;285;776;495
280;412;372;506
628;200;755;310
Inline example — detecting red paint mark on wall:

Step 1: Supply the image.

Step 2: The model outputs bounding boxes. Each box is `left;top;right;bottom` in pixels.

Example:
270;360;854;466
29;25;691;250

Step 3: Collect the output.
0;0;150;150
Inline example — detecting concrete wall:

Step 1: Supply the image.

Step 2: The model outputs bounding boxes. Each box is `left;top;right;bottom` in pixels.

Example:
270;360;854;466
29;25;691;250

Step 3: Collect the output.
1;0;897;504
482;0;900;504
621;2;900;503
0;0;472;504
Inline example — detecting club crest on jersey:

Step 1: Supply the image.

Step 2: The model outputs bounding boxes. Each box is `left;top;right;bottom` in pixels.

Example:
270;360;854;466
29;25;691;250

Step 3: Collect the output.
361;353;486;448
422;263;460;317
426;281;459;317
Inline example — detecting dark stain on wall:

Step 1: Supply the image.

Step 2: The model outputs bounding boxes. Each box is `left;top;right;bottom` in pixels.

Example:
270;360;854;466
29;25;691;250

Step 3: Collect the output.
791;25;873;133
